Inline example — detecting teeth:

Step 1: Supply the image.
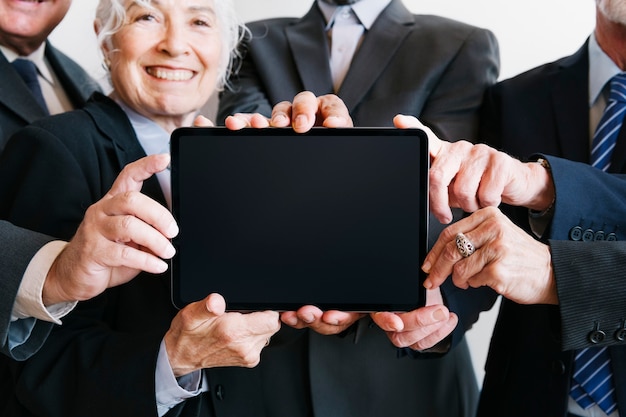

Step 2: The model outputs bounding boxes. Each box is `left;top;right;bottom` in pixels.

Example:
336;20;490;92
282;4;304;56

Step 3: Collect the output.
146;68;193;81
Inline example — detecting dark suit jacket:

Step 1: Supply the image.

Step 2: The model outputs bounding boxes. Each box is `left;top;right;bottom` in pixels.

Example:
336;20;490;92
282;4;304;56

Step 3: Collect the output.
0;41;100;152
0;222;54;359
477;40;626;417
0;41;99;360
218;0;499;373
217;0;500;141
0;93;481;417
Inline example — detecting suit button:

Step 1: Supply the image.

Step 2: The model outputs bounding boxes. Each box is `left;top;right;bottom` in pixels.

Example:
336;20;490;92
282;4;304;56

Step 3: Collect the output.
215;384;225;401
588;330;606;344
594;230;605;241
607;233;618;241
615;329;626;342
569;226;582;241
582;229;595;242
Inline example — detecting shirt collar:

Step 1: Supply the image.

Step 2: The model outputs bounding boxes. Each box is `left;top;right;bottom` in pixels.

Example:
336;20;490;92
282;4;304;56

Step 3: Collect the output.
0;43;55;85
317;0;392;30
113;95;170;157
588;31;623;107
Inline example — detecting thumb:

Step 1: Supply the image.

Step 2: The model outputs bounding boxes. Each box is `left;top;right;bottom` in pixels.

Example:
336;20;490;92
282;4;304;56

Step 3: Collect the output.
177;293;227;329
108;154;170;196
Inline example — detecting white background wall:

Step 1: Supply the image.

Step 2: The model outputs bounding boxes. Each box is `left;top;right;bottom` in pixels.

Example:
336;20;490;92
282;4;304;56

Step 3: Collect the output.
49;0;597;385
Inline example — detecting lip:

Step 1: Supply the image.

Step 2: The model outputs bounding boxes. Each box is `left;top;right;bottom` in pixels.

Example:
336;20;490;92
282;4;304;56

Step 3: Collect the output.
145;66;195;82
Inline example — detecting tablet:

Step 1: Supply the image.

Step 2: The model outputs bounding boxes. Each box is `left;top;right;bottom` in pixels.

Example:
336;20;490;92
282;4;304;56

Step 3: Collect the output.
170;127;429;312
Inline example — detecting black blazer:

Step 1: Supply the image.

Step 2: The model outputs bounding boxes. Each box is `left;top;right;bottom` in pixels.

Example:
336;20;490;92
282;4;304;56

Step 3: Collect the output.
0;93;480;417
0;42;100;152
477;41;626;417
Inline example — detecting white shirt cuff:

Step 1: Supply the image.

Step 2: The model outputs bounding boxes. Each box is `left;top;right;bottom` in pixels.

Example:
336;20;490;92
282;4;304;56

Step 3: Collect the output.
11;241;77;324
156;339;207;416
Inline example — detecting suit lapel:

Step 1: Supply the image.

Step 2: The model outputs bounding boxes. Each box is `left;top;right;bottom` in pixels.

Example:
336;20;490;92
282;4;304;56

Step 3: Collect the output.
83;93;168;206
551;42;590;164
286;5;334;95
338;0;413;111
0;51;47;123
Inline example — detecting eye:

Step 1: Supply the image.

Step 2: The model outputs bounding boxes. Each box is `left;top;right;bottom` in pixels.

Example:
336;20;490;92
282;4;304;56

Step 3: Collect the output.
192;17;214;28
136;13;157;22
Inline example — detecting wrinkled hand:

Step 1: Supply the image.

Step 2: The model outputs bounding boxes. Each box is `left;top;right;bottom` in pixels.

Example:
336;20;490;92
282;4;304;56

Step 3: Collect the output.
43;154;179;306
164;293;281;377
371;289;457;351
423;206;557;305
281;306;364;335
393;115;555;224
224;91;353;132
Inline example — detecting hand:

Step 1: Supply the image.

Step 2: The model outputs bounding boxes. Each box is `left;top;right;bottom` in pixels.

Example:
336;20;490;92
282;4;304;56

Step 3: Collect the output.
393;115;555;224
224;91;353;132
164;293;281;377
371;289;457;351
280;306;364;335
422;206;557;305
42;154;179;306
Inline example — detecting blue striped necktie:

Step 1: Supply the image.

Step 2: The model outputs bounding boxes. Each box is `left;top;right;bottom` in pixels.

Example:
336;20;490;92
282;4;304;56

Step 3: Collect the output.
11;58;49;115
569;73;625;416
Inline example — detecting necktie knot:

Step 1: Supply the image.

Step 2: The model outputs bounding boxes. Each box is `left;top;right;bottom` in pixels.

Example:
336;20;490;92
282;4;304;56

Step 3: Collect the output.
11;58;49;115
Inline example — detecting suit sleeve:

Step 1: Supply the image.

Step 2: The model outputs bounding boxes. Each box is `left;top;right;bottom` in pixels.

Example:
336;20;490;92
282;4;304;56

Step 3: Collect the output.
0;221;55;359
542;155;626;351
0;126;166;416
217;33;274;124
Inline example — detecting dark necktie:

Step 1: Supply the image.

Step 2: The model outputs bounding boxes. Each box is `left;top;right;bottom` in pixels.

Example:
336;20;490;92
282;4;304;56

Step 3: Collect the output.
568;73;626;416
11;58;49;115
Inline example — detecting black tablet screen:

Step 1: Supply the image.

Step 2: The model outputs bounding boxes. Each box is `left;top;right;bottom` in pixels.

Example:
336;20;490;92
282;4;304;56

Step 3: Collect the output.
170;127;428;311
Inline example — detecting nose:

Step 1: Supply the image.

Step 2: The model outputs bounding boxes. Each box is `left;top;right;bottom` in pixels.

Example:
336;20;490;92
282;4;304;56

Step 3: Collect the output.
157;21;190;57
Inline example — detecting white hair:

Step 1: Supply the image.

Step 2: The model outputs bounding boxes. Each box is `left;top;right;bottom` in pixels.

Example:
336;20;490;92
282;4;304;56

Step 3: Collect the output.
597;0;626;26
94;0;246;91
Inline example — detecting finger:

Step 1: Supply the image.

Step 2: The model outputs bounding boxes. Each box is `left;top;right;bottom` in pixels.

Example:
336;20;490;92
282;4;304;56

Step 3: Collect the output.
97;243;170;285
271;101;293;127
186;293;227;327
409;313;458;351
429;141;475;224
392;115;445;157
224;114;253;130
248;113;271;128
387;306;451;347
371;312;404;332
422;207;500;288
193;115;214;127
100;213;176;259
296;305;323;325
107;154;171;197
290;91;319;133
320;311;362;327
280;311;300;327
316;94;353;128
99;191;178;239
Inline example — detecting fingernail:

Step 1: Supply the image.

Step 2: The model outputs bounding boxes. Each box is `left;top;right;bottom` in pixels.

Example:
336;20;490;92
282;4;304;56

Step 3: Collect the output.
303;313;315;324
164;243;176;259
422;260;431;273
167;221;179;238
282;316;297;326
433;308;446;321
423;279;432;289
294;115;308;131
272;114;288;125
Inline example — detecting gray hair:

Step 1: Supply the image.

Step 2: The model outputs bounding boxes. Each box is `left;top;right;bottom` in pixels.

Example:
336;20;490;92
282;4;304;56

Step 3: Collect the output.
94;0;245;91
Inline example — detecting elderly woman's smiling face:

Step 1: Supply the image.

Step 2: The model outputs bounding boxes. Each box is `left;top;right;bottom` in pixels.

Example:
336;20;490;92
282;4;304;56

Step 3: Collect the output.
106;0;222;131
